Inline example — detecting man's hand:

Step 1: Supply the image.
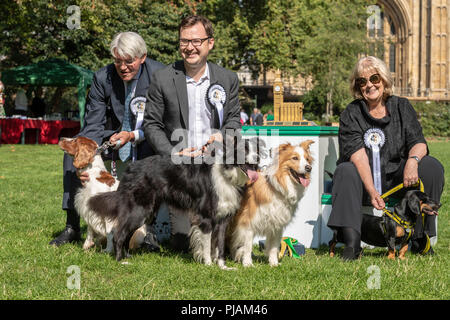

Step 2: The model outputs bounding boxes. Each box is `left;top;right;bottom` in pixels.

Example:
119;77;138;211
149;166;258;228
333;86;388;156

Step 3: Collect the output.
202;132;223;153
109;131;134;148
175;132;224;158
175;147;203;158
403;158;419;187
77;171;90;186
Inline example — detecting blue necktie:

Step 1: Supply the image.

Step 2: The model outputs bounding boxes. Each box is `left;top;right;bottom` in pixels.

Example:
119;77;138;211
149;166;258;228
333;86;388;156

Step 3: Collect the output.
119;83;133;162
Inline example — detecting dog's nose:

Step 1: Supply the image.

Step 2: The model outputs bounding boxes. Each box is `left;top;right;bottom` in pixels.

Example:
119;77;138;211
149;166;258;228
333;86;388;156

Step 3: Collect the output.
305;165;312;172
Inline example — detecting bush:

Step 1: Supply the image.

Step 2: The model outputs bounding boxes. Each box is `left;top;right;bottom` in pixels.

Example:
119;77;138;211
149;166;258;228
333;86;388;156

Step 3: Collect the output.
260;103;273;115
413;101;450;137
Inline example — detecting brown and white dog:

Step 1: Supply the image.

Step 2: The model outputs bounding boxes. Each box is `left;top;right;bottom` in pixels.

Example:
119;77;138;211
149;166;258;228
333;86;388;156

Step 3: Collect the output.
59;136;144;252
228;141;314;267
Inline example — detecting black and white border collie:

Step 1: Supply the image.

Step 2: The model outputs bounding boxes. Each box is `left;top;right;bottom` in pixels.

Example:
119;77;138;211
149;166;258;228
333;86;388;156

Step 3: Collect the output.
88;136;260;269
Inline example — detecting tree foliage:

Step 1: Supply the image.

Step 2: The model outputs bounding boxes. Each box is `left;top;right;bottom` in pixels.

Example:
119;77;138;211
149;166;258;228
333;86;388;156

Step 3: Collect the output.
0;0;192;70
1;0;376;119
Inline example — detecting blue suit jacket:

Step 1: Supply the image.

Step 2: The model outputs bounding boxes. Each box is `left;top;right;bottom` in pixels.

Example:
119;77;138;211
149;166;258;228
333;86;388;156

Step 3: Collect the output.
62;57;164;210
80;57;165;158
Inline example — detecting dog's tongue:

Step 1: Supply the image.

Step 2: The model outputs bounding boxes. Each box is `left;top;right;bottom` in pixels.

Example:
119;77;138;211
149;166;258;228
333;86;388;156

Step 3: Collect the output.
247;169;259;183
300;176;310;187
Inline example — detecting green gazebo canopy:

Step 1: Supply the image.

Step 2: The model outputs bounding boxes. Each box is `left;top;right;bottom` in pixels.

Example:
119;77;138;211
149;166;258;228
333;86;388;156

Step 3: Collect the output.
1;58;94;126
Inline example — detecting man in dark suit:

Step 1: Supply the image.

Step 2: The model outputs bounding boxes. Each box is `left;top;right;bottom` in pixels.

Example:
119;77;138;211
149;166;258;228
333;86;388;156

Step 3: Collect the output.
142;15;242;250
143;15;241;157
50;32;164;246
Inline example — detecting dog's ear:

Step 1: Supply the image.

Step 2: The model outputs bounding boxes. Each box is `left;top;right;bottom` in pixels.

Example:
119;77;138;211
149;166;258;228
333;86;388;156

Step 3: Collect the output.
278;143;292;151
300;139;315;151
270;143;290;159
59;138;77;156
406;190;422;217
73;138;97;169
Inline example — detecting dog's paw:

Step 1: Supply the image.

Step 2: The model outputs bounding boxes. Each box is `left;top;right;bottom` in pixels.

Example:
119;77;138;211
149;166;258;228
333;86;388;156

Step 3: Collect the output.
220;265;237;271
203;259;213;266
102;247;114;254
269;260;279;267
217;259;236;271
242;260;254;267
82;240;95;250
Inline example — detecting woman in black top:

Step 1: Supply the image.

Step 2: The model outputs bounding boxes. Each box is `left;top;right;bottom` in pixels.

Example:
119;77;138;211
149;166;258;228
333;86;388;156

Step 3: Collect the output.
327;56;444;260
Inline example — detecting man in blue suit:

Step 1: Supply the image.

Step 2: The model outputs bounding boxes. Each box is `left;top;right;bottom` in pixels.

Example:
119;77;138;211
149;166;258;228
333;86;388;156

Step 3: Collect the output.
50;32;164;246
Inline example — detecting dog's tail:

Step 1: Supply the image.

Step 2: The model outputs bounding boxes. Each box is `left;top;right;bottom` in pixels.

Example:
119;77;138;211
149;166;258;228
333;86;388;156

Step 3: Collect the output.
88;191;122;219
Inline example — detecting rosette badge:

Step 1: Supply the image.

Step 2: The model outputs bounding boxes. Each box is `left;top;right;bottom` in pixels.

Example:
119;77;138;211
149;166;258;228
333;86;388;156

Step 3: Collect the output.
364;128;385;194
129;96;147;138
207;84;226;126
130;96;147;116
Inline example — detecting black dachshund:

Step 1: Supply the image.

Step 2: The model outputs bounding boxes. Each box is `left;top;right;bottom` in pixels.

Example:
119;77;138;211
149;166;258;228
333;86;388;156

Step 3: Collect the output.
329;190;441;260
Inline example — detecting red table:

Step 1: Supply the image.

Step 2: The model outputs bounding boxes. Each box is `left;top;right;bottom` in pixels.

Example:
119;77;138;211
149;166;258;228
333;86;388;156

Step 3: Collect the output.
0;118;80;144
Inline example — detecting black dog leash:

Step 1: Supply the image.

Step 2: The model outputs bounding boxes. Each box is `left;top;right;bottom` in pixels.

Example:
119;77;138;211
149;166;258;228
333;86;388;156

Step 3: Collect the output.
96;140;119;178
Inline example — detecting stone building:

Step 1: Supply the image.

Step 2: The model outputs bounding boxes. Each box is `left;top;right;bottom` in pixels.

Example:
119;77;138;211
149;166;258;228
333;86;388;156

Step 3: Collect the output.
372;0;449;100
239;0;449;105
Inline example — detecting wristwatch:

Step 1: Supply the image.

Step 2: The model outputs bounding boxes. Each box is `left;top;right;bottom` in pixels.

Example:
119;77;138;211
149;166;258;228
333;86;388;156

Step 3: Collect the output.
409;155;420;162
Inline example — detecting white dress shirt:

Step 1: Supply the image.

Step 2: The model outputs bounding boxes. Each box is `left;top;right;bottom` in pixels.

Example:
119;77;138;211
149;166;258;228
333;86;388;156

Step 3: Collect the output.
186;64;212;149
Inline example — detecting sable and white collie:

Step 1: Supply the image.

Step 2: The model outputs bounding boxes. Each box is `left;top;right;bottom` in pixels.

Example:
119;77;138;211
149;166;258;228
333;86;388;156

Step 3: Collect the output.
59;137;144;252
229;140;314;267
88;136;260;269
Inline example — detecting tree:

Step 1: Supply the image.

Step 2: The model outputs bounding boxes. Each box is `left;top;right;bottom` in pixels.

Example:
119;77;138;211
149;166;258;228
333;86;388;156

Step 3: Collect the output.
1;0;377;121
0;0;193;71
227;0;375;120
297;0;373;120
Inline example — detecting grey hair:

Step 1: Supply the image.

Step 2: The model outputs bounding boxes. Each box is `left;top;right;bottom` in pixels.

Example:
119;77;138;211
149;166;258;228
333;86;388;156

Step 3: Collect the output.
110;32;147;59
349;56;393;100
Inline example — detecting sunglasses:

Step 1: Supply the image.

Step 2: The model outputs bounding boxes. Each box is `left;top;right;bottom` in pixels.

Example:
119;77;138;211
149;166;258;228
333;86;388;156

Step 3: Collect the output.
356;73;382;87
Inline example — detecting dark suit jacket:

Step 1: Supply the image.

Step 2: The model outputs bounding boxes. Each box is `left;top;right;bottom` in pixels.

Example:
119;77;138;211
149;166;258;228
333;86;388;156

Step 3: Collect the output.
63;57;164;210
143;60;242;156
80;57;165;158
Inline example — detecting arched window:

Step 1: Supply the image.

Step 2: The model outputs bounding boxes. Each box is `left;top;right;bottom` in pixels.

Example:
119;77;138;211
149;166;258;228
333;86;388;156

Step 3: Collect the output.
367;4;401;92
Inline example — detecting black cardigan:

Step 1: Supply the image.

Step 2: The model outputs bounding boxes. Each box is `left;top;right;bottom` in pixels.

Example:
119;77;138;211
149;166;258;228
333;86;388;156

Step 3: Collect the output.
337;95;427;191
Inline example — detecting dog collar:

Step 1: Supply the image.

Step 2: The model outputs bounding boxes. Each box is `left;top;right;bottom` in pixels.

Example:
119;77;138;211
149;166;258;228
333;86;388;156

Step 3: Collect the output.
97;141;114;155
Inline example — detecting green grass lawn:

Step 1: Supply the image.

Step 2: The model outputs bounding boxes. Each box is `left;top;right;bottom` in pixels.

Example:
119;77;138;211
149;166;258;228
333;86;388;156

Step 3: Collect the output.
0;142;448;300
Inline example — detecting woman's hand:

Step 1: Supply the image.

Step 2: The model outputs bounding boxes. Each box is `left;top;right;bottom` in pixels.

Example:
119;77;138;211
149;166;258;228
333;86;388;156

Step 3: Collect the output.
403;158;419;187
369;190;385;210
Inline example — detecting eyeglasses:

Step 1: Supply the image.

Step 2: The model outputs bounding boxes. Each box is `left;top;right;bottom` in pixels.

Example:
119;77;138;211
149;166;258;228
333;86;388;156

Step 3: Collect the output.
356;73;382;87
179;37;210;48
113;57;137;67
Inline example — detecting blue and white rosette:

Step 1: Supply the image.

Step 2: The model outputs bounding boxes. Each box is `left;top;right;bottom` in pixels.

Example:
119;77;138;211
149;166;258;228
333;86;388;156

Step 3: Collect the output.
207;84;226;127
364;128;386;194
129;96;146;162
130;96;146;130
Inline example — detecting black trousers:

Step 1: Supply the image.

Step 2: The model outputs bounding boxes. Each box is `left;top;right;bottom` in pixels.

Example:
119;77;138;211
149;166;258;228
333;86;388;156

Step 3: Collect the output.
327;156;444;239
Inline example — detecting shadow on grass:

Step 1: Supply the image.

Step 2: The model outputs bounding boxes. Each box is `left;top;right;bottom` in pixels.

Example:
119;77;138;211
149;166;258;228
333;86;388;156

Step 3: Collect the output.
49;225;88;246
312;244;388;259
